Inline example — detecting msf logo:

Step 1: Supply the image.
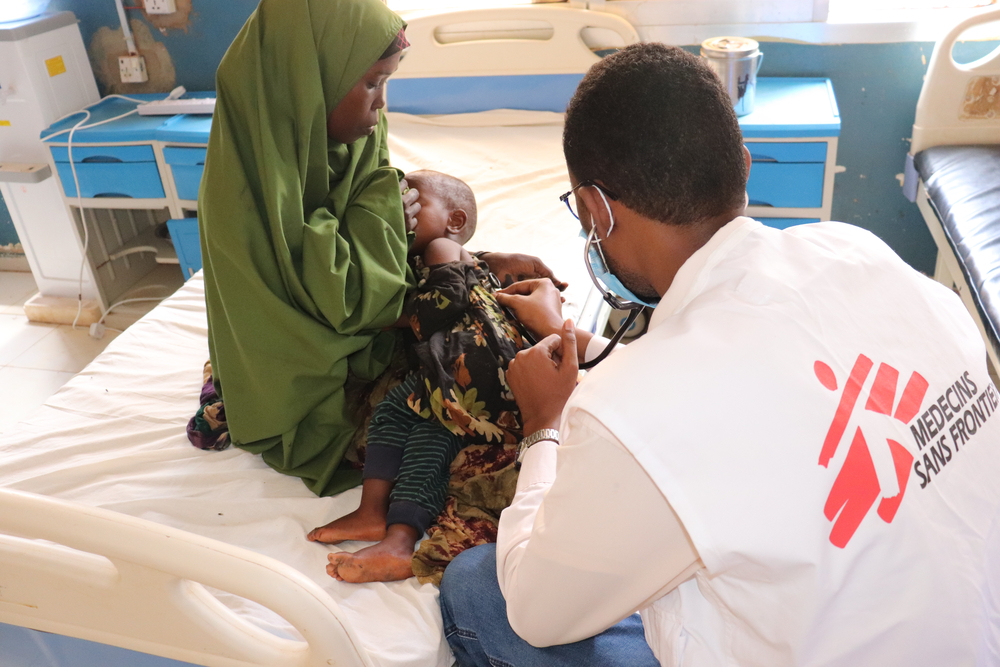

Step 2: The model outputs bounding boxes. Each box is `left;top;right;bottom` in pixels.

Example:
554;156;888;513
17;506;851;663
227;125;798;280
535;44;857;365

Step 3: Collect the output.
814;355;929;548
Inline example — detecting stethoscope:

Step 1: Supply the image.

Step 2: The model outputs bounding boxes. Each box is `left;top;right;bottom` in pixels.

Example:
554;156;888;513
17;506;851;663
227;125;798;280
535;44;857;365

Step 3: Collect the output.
578;226;645;370
488;267;643;371
579;308;641;370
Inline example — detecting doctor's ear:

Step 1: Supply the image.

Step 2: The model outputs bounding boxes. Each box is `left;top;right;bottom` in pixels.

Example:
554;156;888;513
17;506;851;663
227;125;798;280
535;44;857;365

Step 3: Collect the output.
576;184;614;236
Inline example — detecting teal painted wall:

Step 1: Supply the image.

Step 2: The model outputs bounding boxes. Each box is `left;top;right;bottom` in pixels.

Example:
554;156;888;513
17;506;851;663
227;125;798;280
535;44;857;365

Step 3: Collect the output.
0;196;16;248
47;0;258;92
4;1;997;275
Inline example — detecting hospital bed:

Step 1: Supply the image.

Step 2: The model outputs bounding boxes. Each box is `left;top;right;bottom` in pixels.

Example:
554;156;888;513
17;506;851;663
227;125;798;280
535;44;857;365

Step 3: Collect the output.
0;7;638;667
904;6;1000;380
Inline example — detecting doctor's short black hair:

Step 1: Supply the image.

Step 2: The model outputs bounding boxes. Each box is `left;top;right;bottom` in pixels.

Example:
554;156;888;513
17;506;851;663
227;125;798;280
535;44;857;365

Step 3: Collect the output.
563;43;747;227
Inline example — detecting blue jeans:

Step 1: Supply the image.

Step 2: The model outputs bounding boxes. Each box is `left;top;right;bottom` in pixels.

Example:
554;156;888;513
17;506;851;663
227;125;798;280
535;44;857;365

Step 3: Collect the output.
439;544;661;667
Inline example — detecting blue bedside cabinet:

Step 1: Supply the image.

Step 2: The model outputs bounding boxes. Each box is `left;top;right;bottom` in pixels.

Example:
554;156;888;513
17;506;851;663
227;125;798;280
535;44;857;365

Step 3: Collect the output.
739;78;841;229
40;94;214;310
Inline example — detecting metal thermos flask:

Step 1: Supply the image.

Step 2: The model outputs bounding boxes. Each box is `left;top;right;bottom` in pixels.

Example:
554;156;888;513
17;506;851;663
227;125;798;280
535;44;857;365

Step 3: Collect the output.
700;36;763;116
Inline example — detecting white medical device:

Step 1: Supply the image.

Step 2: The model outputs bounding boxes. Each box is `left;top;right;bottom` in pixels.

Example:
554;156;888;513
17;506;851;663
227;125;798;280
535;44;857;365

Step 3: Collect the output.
136;96;216;116
0;11;100;302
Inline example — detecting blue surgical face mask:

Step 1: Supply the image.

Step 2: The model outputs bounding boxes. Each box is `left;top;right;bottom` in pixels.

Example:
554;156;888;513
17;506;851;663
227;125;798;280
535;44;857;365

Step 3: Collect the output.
580;190;660;310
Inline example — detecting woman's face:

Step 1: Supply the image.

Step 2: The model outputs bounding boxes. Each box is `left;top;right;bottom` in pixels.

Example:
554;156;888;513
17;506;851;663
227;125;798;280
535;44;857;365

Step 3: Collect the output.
327;51;402;144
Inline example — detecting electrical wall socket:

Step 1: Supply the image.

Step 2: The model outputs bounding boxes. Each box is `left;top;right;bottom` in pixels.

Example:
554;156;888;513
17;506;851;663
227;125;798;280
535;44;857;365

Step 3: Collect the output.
119;55;148;83
143;0;177;13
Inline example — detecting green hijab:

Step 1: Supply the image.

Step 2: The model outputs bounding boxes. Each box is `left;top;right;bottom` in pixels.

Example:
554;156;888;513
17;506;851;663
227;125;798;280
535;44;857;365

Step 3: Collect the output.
200;0;410;495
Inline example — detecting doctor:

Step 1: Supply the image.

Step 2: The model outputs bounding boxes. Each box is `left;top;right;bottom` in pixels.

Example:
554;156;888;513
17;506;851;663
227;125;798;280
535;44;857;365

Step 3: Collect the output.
438;43;1000;666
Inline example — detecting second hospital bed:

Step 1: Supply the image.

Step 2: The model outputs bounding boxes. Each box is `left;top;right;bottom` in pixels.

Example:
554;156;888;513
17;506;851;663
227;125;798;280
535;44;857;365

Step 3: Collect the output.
0;6;638;667
904;5;1000;379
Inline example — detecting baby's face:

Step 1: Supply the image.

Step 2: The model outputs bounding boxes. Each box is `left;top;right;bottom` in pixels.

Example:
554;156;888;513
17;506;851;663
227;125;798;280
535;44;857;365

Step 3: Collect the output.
410;185;452;254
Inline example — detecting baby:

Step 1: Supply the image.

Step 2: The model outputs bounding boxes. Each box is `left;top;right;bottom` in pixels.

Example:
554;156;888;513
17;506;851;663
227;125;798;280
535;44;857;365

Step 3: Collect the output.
307;170;526;583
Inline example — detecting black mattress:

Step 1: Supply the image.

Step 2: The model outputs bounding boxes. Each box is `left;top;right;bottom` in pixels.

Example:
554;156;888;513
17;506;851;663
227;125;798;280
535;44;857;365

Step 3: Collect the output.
915;145;1000;348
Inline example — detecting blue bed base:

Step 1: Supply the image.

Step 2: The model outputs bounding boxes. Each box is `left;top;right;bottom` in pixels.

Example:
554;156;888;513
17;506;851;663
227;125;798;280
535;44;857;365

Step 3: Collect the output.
1;622;197;667
387;73;584;114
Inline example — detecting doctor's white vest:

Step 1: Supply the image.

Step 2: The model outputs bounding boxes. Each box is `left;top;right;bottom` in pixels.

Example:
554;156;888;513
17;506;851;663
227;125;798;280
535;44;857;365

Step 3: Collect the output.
568;219;1000;667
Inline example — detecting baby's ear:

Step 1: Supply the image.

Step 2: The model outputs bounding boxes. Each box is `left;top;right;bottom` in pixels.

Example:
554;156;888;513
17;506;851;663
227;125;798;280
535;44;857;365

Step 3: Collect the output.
446;209;468;235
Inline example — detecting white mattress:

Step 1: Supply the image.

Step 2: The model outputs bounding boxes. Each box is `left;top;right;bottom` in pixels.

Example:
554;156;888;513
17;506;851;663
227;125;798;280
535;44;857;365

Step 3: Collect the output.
0;110;586;667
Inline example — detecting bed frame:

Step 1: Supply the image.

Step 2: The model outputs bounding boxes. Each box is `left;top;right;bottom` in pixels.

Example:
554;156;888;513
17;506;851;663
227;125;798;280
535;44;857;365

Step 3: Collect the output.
904;6;1000;379
0;488;372;667
0;7;637;667
390;5;637;114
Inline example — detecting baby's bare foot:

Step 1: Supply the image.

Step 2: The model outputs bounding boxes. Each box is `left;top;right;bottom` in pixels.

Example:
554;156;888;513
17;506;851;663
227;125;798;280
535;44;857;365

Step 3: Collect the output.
307;509;386;544
325;524;421;583
327;542;415;583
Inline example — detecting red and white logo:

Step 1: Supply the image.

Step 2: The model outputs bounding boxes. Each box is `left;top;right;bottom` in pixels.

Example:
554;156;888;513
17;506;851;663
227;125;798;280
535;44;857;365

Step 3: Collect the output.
814;355;928;548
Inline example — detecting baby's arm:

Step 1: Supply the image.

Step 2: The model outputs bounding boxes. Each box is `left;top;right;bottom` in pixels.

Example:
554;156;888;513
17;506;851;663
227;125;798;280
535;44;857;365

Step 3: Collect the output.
406;240;478;340
423;237;474;266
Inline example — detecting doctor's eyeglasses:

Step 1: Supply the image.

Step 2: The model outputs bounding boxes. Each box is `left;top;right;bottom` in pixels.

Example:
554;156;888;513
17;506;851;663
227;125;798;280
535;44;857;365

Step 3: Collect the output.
558;181;619;220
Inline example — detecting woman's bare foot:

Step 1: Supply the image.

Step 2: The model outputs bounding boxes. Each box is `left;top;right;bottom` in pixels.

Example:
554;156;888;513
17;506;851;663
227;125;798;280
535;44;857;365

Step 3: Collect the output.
307;478;394;544
307;508;387;544
327;524;420;583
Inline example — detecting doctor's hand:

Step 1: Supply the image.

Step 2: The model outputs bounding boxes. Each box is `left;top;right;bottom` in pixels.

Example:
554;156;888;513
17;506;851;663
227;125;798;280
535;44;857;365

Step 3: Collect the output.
400;178;421;232
507;319;579;433
496;279;565;341
479;253;568;291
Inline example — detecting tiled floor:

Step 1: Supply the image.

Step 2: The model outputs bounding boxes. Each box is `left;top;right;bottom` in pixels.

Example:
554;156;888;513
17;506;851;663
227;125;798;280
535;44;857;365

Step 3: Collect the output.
0;271;118;435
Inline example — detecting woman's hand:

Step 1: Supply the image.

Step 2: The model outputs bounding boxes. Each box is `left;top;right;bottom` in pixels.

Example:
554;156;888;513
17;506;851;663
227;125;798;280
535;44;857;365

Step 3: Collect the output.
507;320;579;433
400;178;421;232
480;252;568;291
496;279;565;341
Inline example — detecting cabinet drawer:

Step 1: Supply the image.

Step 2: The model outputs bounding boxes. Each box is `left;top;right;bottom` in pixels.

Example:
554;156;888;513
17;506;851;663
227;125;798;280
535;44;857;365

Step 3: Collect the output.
50;145;156;163
757;217;820;229
51;143;163;199
746;142;827;163
169;165;204;200
162;147;207;166
747;162;825;208
167;218;201;280
55;162;165;198
163;147;206;200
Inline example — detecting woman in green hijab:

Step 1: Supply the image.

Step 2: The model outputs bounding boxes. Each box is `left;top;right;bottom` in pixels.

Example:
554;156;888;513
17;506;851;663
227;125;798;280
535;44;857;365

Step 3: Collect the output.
195;0;559;499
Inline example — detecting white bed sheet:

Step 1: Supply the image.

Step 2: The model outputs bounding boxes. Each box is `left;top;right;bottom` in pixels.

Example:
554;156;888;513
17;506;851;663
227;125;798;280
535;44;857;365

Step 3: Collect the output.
0;110;585;667
0;275;449;667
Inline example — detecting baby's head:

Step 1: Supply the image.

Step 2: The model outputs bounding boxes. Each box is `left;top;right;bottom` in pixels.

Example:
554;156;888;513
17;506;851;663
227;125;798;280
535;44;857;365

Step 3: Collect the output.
406;170;477;254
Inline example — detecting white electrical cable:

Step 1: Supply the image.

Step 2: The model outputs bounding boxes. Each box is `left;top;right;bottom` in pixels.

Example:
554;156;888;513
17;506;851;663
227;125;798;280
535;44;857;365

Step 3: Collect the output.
114;0;138;55
54;94;156;331
88;323;125;339
88;292;170;340
45;93;148;142
98;294;169;324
